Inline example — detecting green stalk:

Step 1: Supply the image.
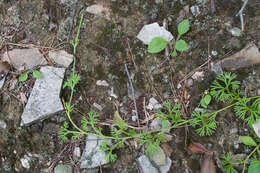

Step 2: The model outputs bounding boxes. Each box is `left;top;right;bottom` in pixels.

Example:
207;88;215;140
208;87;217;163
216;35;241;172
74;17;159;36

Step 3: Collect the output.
242;143;260;173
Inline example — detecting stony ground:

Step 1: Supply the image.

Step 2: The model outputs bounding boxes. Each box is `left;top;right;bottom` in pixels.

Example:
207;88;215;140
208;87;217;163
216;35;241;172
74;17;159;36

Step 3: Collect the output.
0;0;260;173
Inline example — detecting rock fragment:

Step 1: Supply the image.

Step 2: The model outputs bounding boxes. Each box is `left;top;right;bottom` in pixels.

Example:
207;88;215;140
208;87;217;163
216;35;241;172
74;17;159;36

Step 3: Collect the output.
220;43;260;71
20;66;65;126
147;97;162;110
80;135;111;168
20;155;31;169
86;4;106;15
137;23;173;45
228;27;242;37
252;119;260;138
48;50;73;67
148;147;166;166
54;164;73;173
0;76;5;89
2;48;47;71
190;6;200;15
0;120;7;129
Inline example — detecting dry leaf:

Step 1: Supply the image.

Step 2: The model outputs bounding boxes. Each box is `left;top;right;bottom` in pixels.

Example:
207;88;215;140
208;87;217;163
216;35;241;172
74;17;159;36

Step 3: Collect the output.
200;154;216;173
114;110;122;121
188;142;210;154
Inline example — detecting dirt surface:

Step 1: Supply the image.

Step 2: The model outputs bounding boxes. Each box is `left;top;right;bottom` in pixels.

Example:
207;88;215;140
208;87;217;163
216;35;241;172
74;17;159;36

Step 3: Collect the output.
0;0;260;172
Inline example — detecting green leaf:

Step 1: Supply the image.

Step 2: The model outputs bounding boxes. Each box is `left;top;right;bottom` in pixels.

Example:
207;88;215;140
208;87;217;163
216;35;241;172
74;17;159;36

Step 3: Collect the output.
148;37;168;53
175;40;189;51
248;159;260;173
178;19;190;36
32;70;42;79
201;95;212;108
240;136;257;146
19;72;28;82
171;49;177;57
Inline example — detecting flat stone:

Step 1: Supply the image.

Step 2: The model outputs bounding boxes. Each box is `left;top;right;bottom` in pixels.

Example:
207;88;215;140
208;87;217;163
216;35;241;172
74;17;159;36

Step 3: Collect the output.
220;43;260;71
20;66;65;126
2;48;47;71
80;135;111;169
137;23;173;45
48;50;73;67
86;4;106;15
54;164;73;173
137;155;159;173
148;146;166;166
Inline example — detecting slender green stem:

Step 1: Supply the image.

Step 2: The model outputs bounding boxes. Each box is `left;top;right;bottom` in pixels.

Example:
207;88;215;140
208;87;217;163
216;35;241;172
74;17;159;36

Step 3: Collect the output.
242;143;260;173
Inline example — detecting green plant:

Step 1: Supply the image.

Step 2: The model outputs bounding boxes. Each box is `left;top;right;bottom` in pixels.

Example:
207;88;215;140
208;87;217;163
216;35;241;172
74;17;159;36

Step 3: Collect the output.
191;72;260;136
148;19;190;56
221;135;260;173
18;70;42;82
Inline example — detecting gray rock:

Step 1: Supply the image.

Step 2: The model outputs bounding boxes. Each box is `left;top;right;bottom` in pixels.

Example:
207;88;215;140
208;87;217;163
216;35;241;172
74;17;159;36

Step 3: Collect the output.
137;23;173;45
159;157;172;173
20;66;65;126
211;62;223;75
2;48;47;71
48;50;73;67
228;27;242;37
137;155;159;173
148;147;166;166
0;120;7;129
73;146;81;161
54;164;73;173
0;76;5;89
86;4;106;15
96;80;109;86
150;117;171;133
58;17;73;41
80;135;111;168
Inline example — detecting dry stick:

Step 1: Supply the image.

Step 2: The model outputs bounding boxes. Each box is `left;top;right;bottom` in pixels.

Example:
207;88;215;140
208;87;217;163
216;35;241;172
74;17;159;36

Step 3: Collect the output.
124;64;140;128
236;0;248;31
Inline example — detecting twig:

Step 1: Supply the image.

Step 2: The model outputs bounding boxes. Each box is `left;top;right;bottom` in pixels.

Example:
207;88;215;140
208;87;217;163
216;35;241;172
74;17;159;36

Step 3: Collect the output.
124;64;140;128
236;0;248;31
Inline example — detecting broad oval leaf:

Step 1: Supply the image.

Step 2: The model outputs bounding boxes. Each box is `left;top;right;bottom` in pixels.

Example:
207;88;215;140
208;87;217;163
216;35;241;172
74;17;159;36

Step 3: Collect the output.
175;40;189;51
148;37;168;53
33;70;42;79
19;72;28;82
178;19;190;36
248;159;260;173
240;136;257;146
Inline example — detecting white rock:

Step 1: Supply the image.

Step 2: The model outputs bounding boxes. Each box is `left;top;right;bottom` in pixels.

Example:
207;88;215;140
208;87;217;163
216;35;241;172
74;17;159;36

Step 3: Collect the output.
93;102;103;111
2;48;47;71
190;6;200;15
20;66;65;126
0;76;5;89
73;146;81;161
80;135;111;168
253;119;260;138
137;23;173;45
86;4;106;15
0;120;7;129
147;97;162;110
48;50;73;68
20;155;30;169
96;80;109;86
